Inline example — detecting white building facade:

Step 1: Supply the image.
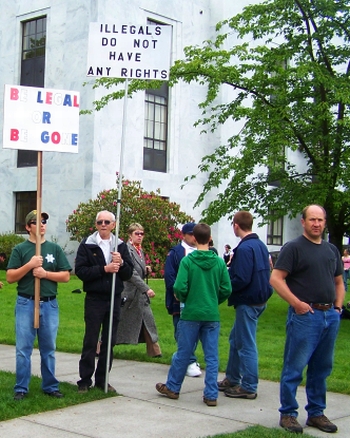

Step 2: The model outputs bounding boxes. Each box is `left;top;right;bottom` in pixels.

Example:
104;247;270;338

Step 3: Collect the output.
0;0;302;264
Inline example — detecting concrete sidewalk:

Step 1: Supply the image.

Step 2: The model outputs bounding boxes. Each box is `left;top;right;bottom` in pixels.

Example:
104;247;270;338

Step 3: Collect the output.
0;344;349;438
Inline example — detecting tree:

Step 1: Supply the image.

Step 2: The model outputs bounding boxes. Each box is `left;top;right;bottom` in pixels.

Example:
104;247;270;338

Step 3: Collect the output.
86;0;350;252
66;179;194;277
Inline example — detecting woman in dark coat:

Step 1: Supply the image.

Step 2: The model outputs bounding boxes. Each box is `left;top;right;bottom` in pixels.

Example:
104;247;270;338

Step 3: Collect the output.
116;223;161;357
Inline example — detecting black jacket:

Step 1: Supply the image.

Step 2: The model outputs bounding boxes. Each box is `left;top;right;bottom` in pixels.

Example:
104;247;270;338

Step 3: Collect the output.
75;232;133;299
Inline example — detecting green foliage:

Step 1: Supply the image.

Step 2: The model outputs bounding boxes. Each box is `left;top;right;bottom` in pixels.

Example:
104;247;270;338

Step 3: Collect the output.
66;179;194;277
84;0;350;252
0;233;25;268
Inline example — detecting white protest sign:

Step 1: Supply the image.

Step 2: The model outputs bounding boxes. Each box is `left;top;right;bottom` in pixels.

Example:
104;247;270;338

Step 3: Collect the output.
87;23;172;79
3;84;79;153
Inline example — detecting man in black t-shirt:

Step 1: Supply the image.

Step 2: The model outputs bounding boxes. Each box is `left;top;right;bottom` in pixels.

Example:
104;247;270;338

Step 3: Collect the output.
270;205;344;434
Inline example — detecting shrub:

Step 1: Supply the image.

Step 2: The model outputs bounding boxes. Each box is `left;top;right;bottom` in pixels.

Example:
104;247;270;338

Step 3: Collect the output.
66;179;194;277
0;233;26;268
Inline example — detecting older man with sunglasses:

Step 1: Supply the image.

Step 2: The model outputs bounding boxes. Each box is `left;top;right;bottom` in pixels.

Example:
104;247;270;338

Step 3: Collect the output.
75;210;133;393
6;210;71;400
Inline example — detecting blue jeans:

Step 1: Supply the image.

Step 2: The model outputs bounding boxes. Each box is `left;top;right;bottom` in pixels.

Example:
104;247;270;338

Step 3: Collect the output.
343;270;350;292
15;296;59;394
225;304;266;393
173;313;197;365
280;306;340;417
166;319;220;400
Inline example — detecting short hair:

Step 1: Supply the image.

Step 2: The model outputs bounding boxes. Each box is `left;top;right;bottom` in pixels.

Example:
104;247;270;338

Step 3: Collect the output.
95;211;116;222
127;223;144;234
225;244;231;249
233;211;253;231
193;223;211;245
302;205;326;220
0;252;6;260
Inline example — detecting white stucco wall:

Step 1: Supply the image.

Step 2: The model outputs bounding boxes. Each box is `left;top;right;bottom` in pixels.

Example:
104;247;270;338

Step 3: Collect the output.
0;0;304;264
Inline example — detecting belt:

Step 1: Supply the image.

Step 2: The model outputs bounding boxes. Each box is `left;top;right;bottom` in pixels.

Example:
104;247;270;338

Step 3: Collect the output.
309;303;333;311
18;293;56;302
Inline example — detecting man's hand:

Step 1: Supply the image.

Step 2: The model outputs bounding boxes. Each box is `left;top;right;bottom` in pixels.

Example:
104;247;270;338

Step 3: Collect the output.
147;289;155;298
105;262;121;273
293;301;313;315
33;267;47;279
30;255;43;268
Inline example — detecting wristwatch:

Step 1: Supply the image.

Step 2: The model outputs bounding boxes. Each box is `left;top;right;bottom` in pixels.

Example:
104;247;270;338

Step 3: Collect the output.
334;306;342;314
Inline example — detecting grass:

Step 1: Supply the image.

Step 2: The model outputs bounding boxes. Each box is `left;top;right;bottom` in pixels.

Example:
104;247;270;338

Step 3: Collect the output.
0;271;349;433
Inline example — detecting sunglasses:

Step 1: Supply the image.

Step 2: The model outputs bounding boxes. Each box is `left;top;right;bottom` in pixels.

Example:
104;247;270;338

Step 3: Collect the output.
29;219;47;225
96;220;112;225
134;232;144;236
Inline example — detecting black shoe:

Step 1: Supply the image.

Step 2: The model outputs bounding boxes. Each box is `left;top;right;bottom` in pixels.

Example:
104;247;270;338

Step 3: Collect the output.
45;390;64;398
14;392;26;401
78;385;89;394
95;383;117;393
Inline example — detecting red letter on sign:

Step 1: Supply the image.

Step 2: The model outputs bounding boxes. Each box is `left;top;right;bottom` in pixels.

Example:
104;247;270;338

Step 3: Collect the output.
10;129;19;141
10;88;19;100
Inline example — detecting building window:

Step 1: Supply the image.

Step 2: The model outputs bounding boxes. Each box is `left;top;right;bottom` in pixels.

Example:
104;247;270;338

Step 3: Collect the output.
267;215;283;246
18;16;46;167
143;83;168;172
15;191;37;233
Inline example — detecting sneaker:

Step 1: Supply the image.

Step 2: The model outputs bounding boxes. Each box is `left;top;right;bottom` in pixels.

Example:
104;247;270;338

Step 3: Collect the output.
95;383;117;393
306;415;337;433
280;414;303;433
203;397;217;407
44;390;64;398
218;377;236;392
14;392;26;401
224;385;257;399
155;383;179;399
77;385;89;394
186;362;202;377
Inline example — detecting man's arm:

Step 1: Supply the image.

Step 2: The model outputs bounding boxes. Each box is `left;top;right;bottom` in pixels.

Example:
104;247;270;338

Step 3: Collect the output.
6;255;42;284
32;268;70;283
270;268;313;315
334;274;345;311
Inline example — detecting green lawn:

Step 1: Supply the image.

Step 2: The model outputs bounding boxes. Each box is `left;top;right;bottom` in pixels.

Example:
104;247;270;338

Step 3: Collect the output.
1;272;349;393
0;271;349;432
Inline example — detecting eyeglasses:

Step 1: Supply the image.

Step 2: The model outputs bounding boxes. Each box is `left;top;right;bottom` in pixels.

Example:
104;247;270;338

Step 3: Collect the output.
96;220;112;225
134;232;144;236
29;219;47;225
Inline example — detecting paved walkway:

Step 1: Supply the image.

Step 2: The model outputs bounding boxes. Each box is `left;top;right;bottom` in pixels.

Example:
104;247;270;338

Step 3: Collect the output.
0;344;349;437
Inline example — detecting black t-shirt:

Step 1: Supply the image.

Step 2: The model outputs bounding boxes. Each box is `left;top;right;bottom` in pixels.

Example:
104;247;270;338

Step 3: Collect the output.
274;235;343;303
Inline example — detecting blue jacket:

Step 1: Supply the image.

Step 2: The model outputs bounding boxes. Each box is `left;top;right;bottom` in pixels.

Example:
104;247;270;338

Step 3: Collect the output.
164;243;185;315
228;233;272;307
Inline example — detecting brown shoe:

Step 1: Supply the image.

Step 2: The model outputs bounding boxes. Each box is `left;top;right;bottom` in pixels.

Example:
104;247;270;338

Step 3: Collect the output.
224;385;257;399
155;383;179;400
306;415;337;433
279;414;303;433
203;397;217;407
217;377;236;392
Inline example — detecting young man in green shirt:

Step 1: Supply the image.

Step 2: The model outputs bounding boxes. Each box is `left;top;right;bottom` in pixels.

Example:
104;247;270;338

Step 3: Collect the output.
156;223;231;406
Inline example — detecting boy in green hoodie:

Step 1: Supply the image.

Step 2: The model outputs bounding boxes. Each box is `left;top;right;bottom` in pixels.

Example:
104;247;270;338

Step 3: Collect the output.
156;223;231;406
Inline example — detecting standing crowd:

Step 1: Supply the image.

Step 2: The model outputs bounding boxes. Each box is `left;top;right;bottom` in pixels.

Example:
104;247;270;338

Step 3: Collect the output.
1;204;345;434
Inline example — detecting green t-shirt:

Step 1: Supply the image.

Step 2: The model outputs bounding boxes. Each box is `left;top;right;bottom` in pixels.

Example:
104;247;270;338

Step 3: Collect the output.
7;240;71;297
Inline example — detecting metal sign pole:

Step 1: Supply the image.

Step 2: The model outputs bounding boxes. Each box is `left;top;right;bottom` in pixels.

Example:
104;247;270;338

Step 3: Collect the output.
104;78;129;393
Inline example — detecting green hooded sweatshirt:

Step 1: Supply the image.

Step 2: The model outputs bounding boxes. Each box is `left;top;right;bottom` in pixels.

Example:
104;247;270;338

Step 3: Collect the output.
173;250;232;321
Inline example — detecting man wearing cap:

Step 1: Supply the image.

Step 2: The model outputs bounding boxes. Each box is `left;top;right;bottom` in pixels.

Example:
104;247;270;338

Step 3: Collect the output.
164;222;201;377
6;210;71;401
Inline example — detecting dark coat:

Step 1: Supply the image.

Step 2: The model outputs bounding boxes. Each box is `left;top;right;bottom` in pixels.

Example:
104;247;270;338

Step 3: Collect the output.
116;241;159;344
75;231;133;299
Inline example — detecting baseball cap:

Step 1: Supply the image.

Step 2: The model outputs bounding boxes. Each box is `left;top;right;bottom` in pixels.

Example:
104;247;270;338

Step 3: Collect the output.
182;222;196;235
25;210;49;225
